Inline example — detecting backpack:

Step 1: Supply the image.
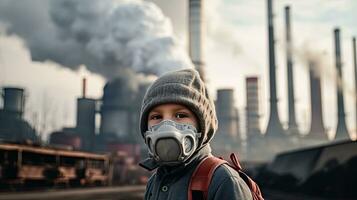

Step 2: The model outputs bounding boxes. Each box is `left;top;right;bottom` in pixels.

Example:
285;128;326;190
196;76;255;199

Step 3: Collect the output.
188;153;264;200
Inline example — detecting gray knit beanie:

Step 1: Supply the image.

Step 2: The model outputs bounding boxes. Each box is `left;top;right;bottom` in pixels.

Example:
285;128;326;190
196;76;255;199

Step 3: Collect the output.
139;68;218;147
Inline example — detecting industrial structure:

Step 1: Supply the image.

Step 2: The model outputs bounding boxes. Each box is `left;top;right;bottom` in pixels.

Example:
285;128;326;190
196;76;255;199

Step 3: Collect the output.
189;0;206;81
0;87;38;143
306;60;328;141
333;28;350;140
76;78;96;151
265;0;285;139
285;6;299;136
96;76;148;159
212;89;241;154
245;77;261;139
48;77;147;161
245;77;266;159
353;37;357;136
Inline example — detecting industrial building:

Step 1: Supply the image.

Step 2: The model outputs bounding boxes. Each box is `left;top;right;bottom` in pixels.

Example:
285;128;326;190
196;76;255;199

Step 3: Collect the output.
49;77;149;161
0;87;39;143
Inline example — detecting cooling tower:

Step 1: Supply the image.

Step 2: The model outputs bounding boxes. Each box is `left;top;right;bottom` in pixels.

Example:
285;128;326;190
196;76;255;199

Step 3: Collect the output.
285;6;299;135
307;61;327;140
2;87;25;119
189;0;206;81
216;89;238;140
99;78;138;143
334;28;350;140
265;0;285;138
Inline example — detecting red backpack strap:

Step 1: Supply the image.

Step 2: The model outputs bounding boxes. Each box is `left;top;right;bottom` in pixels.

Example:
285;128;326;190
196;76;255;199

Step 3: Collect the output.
228;153;264;200
188;156;227;200
229;153;242;170
237;171;264;200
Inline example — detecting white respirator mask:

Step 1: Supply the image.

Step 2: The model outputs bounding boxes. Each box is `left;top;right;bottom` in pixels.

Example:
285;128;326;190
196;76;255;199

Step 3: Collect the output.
144;120;201;166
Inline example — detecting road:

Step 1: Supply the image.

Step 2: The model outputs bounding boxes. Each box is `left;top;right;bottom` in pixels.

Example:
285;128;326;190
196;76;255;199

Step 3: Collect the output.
0;185;145;200
2;186;351;200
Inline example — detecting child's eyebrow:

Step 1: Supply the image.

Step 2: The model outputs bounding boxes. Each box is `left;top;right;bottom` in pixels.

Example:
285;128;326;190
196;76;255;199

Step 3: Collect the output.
148;110;161;115
174;107;190;112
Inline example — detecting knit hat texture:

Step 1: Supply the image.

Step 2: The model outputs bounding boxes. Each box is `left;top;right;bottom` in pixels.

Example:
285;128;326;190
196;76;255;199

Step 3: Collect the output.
139;68;218;147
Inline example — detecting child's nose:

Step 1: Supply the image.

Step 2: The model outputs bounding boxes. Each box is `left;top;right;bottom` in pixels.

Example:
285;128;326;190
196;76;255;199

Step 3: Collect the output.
162;114;175;121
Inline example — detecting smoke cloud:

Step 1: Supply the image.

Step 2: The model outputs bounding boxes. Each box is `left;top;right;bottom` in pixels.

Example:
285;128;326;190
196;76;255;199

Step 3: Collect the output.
206;0;242;55
296;46;325;78
296;43;354;97
0;0;192;79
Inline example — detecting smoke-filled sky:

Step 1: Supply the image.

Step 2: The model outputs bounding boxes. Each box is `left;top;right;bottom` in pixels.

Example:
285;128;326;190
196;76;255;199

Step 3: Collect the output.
0;0;356;140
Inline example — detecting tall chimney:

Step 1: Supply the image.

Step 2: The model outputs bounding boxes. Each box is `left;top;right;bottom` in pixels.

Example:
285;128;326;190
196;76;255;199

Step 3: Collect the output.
334;28;350;140
307;60;327;140
265;0;285;138
189;0;206;81
353;37;357;137
285;6;299;135
246;77;261;138
82;78;86;98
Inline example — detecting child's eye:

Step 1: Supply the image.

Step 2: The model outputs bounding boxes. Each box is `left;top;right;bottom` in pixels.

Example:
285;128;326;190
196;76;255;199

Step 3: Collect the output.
150;114;162;120
175;113;188;119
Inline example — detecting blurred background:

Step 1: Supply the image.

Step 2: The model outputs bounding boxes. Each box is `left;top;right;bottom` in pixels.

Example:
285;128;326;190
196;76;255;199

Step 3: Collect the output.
0;0;356;199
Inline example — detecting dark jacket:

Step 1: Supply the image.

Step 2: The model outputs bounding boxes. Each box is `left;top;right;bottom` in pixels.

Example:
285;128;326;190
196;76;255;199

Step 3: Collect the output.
142;145;253;200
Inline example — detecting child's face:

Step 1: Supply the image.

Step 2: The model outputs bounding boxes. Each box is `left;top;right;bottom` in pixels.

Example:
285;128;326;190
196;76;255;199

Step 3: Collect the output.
148;103;198;129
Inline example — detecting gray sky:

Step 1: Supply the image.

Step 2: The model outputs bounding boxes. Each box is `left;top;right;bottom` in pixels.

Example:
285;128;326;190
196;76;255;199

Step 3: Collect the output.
0;0;357;140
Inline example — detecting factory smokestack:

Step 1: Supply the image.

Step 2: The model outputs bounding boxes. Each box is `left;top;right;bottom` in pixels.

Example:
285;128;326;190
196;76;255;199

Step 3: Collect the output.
265;0;285;137
307;60;327;140
353;37;357;136
189;0;206;81
334;28;350;140
246;77;261;138
285;6;299;135
82;78;87;98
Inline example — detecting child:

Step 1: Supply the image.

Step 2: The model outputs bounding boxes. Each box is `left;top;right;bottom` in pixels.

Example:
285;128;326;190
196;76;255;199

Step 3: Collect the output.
139;69;253;200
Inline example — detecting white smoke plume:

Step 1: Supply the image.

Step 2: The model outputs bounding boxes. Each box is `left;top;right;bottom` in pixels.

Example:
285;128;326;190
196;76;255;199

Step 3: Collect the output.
206;0;242;55
295;45;325;78
295;43;354;97
0;0;193;79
